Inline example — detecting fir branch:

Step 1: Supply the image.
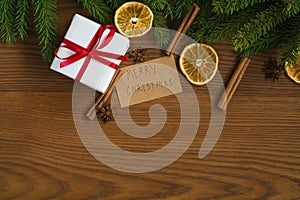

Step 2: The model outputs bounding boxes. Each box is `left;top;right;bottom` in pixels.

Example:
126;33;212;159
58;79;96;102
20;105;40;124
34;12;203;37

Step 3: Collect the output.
105;0;126;10
173;0;194;20
191;0;214;42
283;0;300;16
232;3;291;53
0;0;16;43
149;0;166;11
15;0;31;40
193;14;228;43
163;1;175;20
199;3;269;43
138;0;166;12
32;0;58;61
212;0;269;14
280;15;300;64
152;11;170;47
137;0;172;46
78;0;111;24
240;26;285;57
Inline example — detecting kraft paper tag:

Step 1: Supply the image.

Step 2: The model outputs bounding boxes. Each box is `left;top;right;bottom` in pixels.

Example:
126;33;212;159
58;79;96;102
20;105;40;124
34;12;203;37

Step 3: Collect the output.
116;55;182;108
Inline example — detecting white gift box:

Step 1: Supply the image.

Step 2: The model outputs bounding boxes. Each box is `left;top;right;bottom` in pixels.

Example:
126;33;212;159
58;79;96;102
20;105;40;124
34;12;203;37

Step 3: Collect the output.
50;14;130;93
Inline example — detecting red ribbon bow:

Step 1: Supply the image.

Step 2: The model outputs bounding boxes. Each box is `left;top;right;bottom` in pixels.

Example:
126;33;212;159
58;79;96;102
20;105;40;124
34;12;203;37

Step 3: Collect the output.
55;25;128;81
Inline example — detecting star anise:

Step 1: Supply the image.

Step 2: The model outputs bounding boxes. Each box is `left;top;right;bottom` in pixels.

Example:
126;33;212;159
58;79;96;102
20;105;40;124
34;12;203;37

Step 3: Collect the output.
129;48;148;63
265;59;284;81
96;103;114;123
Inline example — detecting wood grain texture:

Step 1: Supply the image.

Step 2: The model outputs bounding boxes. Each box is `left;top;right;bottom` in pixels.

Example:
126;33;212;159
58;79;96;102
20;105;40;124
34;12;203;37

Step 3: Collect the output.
1;1;300;199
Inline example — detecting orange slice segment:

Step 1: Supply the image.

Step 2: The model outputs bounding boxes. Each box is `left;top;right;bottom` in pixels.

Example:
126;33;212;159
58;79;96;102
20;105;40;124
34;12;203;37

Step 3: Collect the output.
285;56;300;84
179;43;219;85
114;2;153;38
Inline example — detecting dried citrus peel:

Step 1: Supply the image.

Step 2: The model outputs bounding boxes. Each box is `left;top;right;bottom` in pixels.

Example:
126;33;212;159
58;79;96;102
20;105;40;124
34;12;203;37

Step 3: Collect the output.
114;2;153;38
179;43;219;86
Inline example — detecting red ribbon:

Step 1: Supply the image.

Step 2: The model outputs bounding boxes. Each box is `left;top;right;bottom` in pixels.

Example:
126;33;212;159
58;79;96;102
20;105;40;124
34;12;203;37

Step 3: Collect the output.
55;25;128;81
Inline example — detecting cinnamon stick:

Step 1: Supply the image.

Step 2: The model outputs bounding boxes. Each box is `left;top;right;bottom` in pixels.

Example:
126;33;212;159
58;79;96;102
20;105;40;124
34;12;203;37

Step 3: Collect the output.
86;69;122;120
165;3;200;55
97;70;122;109
218;57;251;110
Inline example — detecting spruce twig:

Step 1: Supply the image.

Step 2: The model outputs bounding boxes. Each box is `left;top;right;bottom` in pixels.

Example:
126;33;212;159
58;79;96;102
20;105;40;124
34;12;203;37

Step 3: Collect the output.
190;1;212;42
284;0;300;15
164;1;175;20
0;0;298;66
201;4;268;43
16;0;31;40
105;0;126;9
0;0;16;43
212;0;269;14
32;0;58;61
232;3;291;53
78;0;111;24
280;15;300;64
194;13;229;43
149;0;166;11
152;10;171;47
240;26;285;57
174;0;194;20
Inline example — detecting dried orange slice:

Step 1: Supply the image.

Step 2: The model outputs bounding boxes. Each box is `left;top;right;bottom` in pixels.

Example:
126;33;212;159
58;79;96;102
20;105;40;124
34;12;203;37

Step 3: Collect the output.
114;2;153;38
285;57;300;84
179;43;219;86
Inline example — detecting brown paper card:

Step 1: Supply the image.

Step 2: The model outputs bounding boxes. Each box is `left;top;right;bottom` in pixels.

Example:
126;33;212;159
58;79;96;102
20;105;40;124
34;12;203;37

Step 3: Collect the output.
116;55;182;108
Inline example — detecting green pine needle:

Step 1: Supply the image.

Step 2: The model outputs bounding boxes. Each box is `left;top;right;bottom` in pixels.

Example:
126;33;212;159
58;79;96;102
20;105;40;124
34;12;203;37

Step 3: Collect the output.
152;11;171;47
280;15;300;64
139;0;166;11
197;3;268;43
239;26;285;57
191;0;214;42
212;0;269;14
0;0;16;44
284;0;300;16
16;0;31;40
78;0;112;24
32;0;58;61
232;3;290;53
174;0;193;20
149;0;166;11
163;1;175;20
105;0;126;9
0;0;298;65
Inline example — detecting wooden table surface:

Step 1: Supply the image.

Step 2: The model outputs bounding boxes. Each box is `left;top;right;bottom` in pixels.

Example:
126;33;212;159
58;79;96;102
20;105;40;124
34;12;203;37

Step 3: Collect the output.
1;2;300;200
